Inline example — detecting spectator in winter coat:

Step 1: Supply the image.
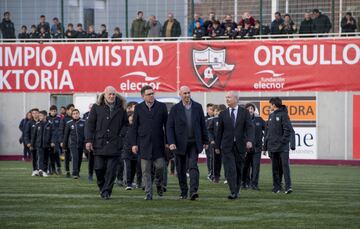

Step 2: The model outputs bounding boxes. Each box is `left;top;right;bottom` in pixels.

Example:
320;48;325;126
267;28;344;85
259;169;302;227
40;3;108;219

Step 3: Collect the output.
162;13;182;38
0;11;15;39
146;15;162;39
188;13;204;36
270;11;284;35
18;25;30;41
131;11;147;38
341;12;357;35
37;15;50;33
312;9;332;34
299;12;313;35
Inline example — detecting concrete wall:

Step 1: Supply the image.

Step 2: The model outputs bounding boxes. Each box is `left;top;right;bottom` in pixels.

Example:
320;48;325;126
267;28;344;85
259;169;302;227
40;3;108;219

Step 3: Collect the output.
0;91;358;160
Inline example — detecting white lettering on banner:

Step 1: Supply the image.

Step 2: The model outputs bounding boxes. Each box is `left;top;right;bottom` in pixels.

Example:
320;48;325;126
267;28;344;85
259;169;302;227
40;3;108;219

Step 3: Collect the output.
119;79;161;91
0;69;74;90
69;45;163;67
0;46;57;67
254;44;360;66
254;76;286;90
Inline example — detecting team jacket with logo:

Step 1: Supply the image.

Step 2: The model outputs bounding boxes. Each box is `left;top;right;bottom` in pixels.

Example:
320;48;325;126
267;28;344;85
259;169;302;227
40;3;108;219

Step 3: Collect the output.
251;115;266;152
32;120;55;149
63;118;85;149
48;115;61;143
263;106;292;153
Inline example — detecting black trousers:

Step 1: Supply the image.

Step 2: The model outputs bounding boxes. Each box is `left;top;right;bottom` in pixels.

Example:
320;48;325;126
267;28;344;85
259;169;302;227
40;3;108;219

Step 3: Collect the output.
70;147;83;176
136;156;142;186
95;155;120;195
222;143;245;195
125;159;137;186
31;149;37;171
175;142;199;197
64;148;71;172
213;150;222;179
49;147;61;173
205;145;214;177
23;143;31;160
271;151;292;190
242;151;261;187
116;158;125;182
37;147;49;171
87;150;94;176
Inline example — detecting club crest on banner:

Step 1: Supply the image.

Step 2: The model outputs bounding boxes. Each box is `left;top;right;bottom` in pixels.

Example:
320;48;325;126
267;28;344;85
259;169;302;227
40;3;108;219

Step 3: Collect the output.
192;47;235;88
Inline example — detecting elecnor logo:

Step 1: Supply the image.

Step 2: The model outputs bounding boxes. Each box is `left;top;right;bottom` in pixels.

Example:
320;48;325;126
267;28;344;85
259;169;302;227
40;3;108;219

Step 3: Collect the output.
119;71;161;91
253;70;286;89
192;47;235;88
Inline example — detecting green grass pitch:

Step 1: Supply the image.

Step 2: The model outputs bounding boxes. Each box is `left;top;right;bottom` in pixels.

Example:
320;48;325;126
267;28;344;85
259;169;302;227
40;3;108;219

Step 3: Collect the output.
0;161;359;229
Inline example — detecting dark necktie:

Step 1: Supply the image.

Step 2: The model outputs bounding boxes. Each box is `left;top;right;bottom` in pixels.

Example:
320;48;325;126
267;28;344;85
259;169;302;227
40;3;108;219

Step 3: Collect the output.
231;108;236;127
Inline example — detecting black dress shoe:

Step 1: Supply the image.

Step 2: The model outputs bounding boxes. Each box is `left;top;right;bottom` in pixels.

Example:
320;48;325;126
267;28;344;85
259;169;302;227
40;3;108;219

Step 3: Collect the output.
190;193;199;201
101;191;110;200
157;186;164;197
163;187;167;193
227;193;239;200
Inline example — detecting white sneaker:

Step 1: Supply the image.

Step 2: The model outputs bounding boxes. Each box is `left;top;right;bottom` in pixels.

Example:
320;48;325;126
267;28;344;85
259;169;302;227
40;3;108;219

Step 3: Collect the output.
42;172;49;177
31;170;39;176
224;180;228;184
125;186;133;190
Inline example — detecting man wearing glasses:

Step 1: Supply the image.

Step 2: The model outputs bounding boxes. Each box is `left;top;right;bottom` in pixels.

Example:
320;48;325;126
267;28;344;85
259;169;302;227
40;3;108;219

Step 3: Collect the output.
129;85;168;200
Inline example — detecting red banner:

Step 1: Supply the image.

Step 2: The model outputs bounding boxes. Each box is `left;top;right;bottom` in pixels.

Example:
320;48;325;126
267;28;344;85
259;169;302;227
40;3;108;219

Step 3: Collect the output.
0;43;177;92
180;38;360;91
1;38;359;92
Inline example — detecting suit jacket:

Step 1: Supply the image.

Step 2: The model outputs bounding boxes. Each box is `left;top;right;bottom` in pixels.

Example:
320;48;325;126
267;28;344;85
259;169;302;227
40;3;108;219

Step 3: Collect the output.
215;105;255;154
129;100;168;160
166;100;208;155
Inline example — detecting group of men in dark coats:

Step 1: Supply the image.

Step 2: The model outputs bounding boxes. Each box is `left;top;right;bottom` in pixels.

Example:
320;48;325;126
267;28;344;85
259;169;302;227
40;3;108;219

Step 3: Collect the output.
21;84;294;200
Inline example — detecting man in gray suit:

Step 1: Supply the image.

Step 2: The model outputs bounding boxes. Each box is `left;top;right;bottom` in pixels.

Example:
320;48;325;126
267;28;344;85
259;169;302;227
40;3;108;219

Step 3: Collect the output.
215;91;254;199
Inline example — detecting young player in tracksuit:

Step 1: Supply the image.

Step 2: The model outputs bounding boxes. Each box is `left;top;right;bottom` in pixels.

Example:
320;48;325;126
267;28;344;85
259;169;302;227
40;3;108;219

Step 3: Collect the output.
48;105;62;175
63;109;85;179
205;103;214;181
121;112;138;190
59;104;75;177
32;110;55;177
24;108;40;176
242;103;266;190
263;97;294;194
83;103;95;182
208;105;223;183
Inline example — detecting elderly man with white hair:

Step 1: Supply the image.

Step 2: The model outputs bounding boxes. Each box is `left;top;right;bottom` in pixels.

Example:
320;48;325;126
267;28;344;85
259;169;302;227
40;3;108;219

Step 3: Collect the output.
167;86;208;200
85;86;128;200
215;91;254;200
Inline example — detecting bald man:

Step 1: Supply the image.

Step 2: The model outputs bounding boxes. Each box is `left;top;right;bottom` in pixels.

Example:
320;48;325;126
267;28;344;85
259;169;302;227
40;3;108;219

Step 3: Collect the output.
215;91;254;200
167;86;208;200
85;86;128;200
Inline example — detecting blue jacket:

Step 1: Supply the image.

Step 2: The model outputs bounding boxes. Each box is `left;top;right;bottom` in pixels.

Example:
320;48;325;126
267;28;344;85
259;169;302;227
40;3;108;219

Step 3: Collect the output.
166;100;208;155
63;118;86;149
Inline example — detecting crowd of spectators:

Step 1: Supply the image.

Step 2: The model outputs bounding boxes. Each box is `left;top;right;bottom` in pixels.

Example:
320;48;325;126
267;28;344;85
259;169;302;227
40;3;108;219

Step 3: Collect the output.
0;9;358;42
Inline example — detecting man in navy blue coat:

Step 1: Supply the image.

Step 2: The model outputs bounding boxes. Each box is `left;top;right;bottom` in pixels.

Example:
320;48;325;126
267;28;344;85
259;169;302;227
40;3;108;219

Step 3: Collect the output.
129;85;168;200
215;91;255;200
167;86;208;200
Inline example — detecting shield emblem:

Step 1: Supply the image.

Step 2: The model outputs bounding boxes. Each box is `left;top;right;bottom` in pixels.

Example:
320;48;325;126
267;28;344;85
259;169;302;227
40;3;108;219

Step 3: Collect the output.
192;47;235;88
